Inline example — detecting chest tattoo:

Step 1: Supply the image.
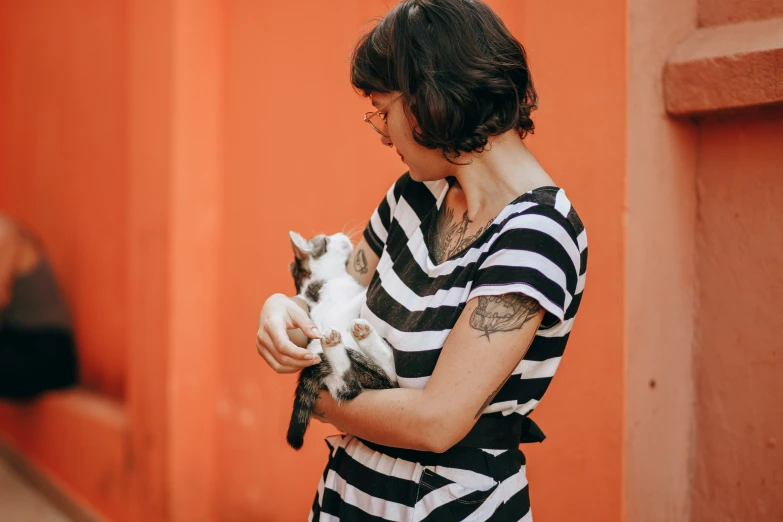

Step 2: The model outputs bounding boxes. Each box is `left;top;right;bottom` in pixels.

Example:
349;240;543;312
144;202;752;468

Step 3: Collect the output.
430;207;493;264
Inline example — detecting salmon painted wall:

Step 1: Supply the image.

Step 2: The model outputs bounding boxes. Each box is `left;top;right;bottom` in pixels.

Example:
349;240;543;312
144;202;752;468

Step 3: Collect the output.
626;0;699;519
698;0;783;26
0;1;625;520
0;0;128;400
2;1;779;520
217;0;624;520
692;109;783;522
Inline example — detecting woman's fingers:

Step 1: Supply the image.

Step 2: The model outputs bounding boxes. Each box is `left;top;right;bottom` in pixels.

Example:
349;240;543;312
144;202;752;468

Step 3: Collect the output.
286;302;322;340
267;319;313;360
255;294;323;374
262;322;321;372
256;335;287;373
265;326;320;368
256;328;319;373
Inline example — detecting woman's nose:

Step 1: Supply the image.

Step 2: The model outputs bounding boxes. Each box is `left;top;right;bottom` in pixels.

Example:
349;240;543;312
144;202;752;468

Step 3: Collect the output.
380;134;393;147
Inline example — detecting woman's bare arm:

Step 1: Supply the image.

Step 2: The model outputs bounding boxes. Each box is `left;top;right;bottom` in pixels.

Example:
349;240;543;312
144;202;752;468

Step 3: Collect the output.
345;236;380;287
314;293;544;452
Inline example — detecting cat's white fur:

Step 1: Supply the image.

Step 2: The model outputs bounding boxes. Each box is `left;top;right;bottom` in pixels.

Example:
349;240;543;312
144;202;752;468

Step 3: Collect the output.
290;231;397;397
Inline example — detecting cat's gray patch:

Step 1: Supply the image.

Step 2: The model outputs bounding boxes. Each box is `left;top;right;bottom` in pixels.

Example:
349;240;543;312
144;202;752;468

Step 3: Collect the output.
311;235;328;258
348;350;398;390
305;280;324;303
290;259;311;294
333;368;362;402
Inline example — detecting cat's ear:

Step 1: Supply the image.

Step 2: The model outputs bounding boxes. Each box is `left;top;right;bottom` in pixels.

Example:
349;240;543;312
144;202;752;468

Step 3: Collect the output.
289;231;311;260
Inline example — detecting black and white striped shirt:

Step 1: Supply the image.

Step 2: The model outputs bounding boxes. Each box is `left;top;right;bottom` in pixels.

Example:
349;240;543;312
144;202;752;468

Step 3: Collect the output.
361;173;588;422
310;174;588;521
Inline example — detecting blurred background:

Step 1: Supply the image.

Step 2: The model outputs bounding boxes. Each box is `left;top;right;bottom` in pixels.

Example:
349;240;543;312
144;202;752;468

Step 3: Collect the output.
0;0;781;521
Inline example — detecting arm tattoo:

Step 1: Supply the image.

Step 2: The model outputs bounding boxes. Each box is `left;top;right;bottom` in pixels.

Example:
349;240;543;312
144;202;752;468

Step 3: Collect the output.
469;294;541;341
470;295;540;418
353;248;368;274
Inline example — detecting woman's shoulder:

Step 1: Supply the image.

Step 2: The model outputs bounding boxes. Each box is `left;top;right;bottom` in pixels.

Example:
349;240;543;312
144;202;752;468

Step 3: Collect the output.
487;186;588;275
499;185;586;242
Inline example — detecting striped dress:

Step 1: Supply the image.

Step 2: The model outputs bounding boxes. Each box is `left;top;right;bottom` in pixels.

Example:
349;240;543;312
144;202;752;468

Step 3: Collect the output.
310;173;588;521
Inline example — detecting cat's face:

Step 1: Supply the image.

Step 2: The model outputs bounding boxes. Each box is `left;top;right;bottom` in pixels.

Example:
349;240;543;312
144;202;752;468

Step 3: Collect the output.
288;231;353;293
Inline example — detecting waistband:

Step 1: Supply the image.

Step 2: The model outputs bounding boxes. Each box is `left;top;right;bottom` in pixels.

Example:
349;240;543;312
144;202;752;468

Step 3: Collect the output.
359;415;545;464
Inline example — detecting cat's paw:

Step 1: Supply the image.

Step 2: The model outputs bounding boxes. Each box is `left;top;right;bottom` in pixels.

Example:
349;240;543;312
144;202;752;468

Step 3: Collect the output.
350;319;372;341
321;327;342;348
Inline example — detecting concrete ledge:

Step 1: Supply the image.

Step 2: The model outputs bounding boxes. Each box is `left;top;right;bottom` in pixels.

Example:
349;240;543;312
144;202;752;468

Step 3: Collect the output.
0;389;129;521
0;438;102;522
664;17;783;116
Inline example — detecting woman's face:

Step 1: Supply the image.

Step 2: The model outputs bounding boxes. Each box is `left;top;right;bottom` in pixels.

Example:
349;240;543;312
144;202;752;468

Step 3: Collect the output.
370;91;454;182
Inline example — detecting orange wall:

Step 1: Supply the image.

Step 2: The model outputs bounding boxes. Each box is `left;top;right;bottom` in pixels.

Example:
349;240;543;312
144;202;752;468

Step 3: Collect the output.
693;109;783;522
516;1;625;520
3;1;781;521
0;1;626;520
0;0;128;400
216;0;625;520
216;2;421;518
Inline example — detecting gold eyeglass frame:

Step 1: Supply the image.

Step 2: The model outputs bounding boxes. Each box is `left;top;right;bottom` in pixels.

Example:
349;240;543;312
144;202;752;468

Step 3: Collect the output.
363;94;402;138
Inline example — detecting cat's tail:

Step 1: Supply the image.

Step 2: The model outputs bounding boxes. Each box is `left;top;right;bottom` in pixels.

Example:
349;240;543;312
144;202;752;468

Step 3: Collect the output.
286;364;324;450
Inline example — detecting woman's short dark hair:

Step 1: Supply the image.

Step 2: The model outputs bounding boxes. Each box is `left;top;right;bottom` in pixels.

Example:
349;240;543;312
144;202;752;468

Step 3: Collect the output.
351;0;538;162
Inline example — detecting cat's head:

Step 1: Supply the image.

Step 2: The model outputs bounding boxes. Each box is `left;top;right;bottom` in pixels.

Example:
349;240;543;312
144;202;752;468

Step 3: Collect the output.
288;231;353;294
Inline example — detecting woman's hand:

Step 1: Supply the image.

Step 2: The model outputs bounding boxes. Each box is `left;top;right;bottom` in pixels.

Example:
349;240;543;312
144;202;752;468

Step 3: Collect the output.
256;293;322;373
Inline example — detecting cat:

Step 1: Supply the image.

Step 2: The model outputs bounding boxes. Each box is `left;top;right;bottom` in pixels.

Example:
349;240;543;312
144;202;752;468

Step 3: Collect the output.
286;231;397;450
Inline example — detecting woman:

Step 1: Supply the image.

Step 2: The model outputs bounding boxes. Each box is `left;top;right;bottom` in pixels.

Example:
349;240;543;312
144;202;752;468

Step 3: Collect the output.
256;1;587;520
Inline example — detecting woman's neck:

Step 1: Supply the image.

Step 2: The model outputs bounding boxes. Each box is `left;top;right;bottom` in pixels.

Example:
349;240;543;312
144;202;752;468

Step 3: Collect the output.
449;130;553;220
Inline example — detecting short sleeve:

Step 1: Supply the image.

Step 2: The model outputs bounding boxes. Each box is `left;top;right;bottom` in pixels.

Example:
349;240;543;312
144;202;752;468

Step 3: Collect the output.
362;173;409;257
467;206;583;324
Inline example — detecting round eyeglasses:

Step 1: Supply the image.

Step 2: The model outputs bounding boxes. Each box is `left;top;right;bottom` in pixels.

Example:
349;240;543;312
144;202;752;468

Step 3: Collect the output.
363;94;401;138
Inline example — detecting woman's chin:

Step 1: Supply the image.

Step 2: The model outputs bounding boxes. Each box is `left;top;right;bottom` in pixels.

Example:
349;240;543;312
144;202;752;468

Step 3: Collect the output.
407;167;448;183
